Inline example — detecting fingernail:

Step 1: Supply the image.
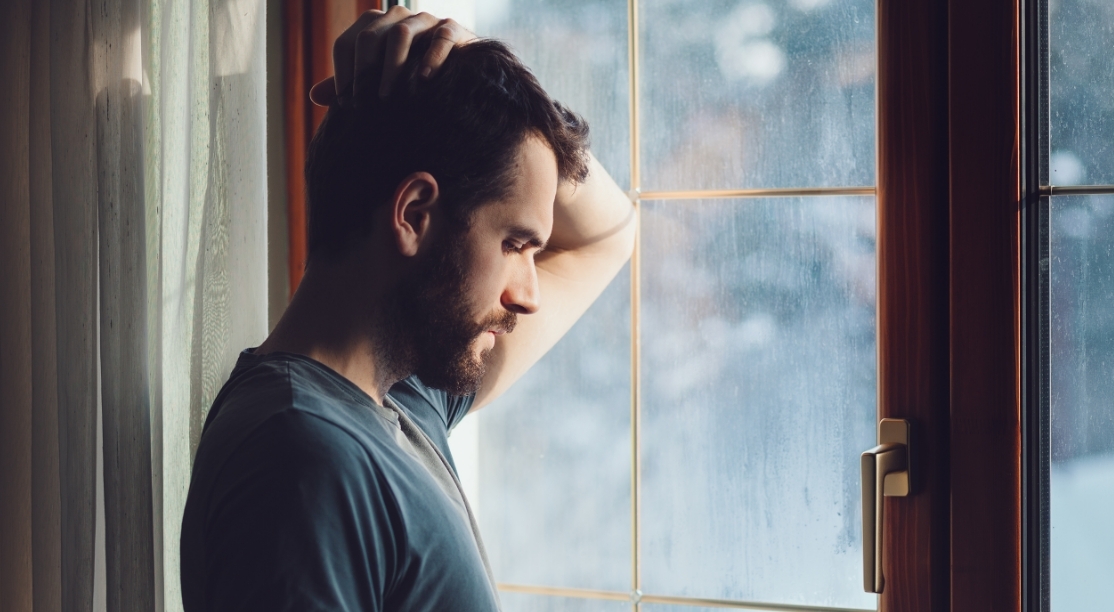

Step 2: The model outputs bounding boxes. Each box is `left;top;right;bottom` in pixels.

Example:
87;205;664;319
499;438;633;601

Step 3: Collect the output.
420;66;432;79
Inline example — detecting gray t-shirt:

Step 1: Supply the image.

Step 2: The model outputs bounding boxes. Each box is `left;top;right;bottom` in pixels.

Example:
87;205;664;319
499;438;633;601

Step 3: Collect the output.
180;350;500;611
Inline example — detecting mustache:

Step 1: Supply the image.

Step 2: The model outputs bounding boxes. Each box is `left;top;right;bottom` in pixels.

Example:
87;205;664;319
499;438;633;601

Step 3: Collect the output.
478;308;518;335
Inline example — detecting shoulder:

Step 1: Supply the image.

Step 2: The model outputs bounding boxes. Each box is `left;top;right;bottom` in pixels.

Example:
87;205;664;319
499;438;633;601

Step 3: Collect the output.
197;353;397;466
242;408;376;473
187;356;408;530
189;398;402;531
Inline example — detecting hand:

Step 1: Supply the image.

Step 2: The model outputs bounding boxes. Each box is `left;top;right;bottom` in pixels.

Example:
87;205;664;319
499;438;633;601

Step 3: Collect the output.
309;6;477;107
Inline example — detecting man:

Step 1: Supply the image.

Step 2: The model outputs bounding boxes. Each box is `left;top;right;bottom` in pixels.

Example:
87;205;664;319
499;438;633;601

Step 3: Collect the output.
179;7;635;611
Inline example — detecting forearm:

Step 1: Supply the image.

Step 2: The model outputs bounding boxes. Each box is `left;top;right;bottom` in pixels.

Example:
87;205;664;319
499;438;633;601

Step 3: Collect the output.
544;152;636;259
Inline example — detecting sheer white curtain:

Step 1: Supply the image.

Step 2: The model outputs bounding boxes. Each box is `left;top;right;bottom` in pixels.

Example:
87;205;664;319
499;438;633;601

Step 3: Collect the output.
0;1;268;610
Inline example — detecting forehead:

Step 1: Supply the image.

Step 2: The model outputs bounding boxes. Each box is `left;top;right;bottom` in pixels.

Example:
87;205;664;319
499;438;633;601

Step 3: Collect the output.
477;136;558;233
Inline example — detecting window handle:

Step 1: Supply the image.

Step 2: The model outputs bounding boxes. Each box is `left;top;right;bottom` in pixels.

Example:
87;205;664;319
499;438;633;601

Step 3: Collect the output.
860;418;912;593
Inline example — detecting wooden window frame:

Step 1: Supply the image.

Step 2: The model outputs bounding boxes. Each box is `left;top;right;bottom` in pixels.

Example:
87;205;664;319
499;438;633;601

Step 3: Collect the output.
879;0;1023;610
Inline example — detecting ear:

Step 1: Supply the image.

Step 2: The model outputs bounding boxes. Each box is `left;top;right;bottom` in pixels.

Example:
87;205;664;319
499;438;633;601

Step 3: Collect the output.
390;172;440;257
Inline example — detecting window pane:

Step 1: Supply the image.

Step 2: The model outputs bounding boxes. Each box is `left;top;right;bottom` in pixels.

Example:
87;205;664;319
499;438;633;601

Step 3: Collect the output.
474;0;631;189
640;198;876;609
639;0;875;192
500;593;631;612
475;274;632;591
1049;195;1114;609
1049;0;1114;186
641;601;873;606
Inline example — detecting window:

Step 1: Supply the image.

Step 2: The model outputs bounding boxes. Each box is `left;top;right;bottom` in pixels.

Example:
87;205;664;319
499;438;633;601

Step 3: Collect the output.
435;0;880;609
1033;0;1114;608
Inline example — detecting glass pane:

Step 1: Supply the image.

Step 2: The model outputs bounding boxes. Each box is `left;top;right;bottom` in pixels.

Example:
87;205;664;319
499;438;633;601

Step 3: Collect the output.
639;0;875;192
473;0;632;189
1049;195;1114;609
1049;0;1114;185
500;592;631;612
641;605;870;612
640;198;876;609
475;272;632;591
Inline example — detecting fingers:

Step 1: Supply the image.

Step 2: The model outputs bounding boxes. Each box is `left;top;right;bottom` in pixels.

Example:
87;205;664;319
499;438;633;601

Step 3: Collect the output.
378;24;415;98
331;9;387;99
419;19;477;80
319;8;480;107
377;12;440;98
350;7;406;100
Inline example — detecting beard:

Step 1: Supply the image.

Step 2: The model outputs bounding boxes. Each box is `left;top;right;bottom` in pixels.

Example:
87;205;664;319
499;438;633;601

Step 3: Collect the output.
384;231;517;396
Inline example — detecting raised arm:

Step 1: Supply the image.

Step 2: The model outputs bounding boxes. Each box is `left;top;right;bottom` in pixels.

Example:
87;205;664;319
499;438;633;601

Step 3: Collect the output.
472;154;636;409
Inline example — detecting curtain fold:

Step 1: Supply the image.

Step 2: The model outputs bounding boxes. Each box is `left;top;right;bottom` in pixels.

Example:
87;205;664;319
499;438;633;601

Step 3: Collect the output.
30;2;64;609
1;0;268;610
1;0;35;609
48;1;102;607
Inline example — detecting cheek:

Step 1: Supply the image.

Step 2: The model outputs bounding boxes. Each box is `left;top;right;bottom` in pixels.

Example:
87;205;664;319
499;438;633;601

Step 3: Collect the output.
469;250;509;305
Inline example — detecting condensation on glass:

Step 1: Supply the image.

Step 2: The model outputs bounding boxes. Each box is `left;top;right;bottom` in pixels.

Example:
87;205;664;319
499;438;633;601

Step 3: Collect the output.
1049;195;1114;610
1046;0;1114;608
639;0;875;191
476;273;633;591
640;198;876;609
1048;0;1114;186
449;0;879;609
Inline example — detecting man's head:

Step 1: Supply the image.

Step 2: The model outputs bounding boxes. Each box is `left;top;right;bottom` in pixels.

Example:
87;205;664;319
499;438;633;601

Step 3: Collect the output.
304;39;590;395
306;39;589;260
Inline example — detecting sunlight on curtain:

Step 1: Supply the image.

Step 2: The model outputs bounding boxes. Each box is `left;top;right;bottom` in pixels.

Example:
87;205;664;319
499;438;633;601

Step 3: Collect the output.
149;1;268;610
0;1;267;610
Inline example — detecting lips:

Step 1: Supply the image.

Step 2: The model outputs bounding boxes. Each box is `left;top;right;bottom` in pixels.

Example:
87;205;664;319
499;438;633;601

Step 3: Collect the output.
478;309;517;339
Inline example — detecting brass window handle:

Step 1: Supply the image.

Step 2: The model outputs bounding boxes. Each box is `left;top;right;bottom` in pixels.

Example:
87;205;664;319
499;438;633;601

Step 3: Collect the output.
860;419;912;593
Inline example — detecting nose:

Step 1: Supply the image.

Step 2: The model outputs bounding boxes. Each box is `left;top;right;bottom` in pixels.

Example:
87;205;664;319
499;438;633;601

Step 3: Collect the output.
501;259;541;315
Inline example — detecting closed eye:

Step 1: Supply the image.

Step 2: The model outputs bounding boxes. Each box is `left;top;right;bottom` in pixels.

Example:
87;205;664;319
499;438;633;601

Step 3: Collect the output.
503;226;548;255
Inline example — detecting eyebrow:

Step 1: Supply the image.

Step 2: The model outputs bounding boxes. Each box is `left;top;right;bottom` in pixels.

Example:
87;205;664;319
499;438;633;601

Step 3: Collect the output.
507;225;548;252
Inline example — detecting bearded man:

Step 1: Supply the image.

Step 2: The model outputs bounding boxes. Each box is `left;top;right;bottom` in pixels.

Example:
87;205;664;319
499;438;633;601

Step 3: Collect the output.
179;7;635;611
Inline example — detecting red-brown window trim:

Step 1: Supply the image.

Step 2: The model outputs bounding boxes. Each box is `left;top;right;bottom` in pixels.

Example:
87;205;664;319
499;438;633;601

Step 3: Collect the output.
877;0;952;607
283;0;381;298
879;0;1022;609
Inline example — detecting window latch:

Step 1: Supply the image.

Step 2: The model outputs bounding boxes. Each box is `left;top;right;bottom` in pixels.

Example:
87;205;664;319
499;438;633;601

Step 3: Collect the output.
860;418;913;593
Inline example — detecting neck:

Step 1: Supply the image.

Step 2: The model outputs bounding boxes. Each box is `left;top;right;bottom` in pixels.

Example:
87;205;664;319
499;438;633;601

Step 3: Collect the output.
255;260;407;405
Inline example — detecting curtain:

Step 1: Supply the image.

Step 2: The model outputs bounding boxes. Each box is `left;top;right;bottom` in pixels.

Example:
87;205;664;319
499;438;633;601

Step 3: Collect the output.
0;0;268;610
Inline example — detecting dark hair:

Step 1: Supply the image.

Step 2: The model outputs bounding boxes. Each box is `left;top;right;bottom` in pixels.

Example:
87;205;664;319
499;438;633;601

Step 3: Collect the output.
305;39;591;262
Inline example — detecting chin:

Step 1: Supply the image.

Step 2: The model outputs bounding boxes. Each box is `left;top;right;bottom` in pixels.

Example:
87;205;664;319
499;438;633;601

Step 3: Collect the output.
419;350;490;396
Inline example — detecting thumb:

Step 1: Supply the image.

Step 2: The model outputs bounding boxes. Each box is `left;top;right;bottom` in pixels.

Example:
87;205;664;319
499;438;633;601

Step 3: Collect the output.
309;77;338;107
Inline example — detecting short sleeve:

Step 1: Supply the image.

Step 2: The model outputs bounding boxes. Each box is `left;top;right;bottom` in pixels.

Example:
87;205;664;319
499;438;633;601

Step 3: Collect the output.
387;376;475;433
199;410;400;611
442;389;476;431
